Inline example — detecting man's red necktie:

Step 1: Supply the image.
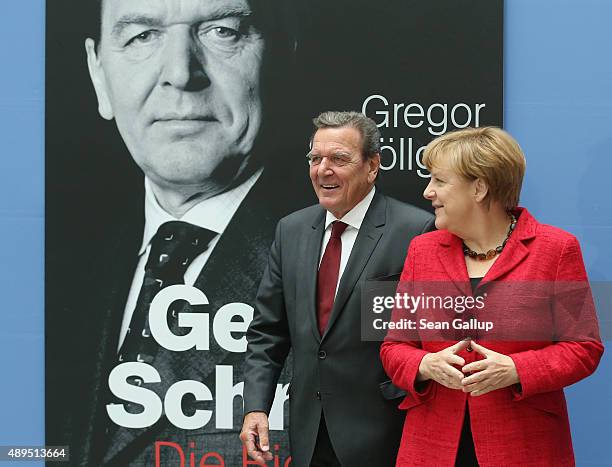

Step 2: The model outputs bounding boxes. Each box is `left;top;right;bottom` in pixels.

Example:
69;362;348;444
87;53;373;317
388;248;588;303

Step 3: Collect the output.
317;221;348;335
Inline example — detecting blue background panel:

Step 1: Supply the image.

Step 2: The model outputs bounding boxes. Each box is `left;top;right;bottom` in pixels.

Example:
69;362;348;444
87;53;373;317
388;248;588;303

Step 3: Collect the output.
505;1;612;465
0;0;46;465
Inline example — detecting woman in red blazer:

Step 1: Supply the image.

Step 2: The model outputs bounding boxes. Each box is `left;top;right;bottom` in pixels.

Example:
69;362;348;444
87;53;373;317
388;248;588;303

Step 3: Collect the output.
380;127;603;466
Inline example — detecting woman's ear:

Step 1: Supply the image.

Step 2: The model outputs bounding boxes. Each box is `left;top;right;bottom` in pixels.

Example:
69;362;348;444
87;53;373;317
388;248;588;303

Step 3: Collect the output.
473;178;489;203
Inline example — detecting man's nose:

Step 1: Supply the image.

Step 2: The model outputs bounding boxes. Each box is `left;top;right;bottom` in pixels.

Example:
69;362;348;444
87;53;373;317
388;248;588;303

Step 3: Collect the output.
160;30;210;91
317;156;335;175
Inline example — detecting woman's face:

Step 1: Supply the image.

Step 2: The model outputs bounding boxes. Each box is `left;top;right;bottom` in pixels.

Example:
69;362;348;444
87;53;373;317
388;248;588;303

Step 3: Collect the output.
423;160;477;234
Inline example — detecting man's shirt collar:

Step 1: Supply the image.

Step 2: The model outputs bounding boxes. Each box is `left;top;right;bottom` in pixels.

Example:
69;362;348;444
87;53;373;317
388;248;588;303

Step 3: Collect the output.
324;186;376;231
139;168;263;255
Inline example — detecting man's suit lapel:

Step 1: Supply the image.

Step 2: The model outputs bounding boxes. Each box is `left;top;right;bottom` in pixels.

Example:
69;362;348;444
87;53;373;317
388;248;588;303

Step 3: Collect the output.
322;192;386;341
96;208;165;464
189;188;277;369
302;210;326;342
77;209;145;466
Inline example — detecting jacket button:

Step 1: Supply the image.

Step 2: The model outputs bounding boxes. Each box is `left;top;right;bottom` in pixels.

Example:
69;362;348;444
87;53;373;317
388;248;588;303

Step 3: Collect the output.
318;350;327;360
466;345;473;352
316;391;321;400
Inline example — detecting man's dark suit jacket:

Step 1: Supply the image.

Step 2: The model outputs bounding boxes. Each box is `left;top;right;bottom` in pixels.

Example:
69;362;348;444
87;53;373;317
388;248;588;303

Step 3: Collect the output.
244;190;434;467
46;174;302;466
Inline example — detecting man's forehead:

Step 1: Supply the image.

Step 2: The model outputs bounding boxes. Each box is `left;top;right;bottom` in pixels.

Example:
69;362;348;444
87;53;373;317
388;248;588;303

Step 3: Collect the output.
311;128;362;153
100;0;255;27
310;142;353;154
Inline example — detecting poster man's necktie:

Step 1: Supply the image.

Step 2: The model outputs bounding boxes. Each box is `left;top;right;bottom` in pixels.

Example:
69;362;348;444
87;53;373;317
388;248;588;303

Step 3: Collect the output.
102;221;215;457
317;221;348;336
117;220;216;373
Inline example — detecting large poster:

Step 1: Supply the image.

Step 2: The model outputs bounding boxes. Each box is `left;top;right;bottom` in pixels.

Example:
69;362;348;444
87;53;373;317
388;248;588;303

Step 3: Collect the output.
45;0;503;465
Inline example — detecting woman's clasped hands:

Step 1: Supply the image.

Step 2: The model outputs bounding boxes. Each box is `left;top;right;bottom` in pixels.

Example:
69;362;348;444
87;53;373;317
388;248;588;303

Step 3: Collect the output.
417;339;520;396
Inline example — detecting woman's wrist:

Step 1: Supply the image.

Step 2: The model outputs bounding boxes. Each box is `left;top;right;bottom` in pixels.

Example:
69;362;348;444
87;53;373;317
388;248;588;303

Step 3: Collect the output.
416;353;431;382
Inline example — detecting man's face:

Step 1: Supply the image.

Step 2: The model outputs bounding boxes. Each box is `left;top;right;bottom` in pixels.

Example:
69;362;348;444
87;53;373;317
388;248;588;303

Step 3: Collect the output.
309;127;379;219
85;0;267;193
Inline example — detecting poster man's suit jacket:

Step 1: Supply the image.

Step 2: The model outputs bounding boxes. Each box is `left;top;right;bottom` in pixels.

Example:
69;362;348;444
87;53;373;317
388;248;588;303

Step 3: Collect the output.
381;208;604;467
244;190;434;467
49;178;293;467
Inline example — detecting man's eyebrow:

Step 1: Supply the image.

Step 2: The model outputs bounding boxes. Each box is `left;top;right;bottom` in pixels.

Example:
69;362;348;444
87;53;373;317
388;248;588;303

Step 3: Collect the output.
111;15;164;38
110;8;254;38
204;6;253;21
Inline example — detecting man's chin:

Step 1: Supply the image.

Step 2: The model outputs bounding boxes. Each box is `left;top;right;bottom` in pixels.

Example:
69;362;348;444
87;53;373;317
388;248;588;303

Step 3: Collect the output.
147;169;223;193
139;148;238;183
316;196;342;214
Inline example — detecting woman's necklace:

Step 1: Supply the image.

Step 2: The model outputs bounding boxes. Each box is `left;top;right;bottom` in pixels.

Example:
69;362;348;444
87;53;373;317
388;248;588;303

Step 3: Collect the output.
463;213;517;261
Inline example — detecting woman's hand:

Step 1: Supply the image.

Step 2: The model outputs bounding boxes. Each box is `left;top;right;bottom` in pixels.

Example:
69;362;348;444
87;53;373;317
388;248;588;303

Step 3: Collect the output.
460;341;520;396
418;339;471;390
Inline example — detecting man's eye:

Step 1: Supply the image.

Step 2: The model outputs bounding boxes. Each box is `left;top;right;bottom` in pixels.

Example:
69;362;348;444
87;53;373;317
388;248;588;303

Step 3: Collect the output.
332;155;351;166
309;156;322;165
126;30;158;47
208;26;242;42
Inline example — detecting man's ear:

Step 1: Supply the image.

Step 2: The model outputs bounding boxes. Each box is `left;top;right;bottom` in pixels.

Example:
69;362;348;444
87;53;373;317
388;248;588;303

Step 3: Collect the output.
473;178;489;203
85;38;114;120
368;153;381;183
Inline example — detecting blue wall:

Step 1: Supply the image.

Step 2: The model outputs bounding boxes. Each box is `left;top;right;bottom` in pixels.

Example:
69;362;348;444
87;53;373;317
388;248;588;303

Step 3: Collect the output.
0;1;46;466
0;0;610;464
505;2;611;464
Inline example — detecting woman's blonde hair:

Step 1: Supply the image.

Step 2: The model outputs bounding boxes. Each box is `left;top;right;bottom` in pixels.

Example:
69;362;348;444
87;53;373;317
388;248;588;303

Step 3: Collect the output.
422;127;526;209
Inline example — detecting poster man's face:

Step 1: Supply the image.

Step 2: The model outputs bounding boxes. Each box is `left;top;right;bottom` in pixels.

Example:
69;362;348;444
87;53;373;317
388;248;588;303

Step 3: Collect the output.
86;0;266;192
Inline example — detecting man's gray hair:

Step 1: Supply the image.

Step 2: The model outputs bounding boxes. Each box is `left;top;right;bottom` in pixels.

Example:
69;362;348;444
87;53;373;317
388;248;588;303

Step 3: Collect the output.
312;111;381;160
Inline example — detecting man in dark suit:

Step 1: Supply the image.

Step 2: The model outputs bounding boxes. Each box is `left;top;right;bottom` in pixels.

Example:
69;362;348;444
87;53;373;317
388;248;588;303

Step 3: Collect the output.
240;111;434;466
45;0;300;465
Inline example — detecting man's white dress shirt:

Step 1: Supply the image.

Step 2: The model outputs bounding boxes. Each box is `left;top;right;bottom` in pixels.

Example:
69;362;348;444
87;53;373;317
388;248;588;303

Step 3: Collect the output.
319;186;376;297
